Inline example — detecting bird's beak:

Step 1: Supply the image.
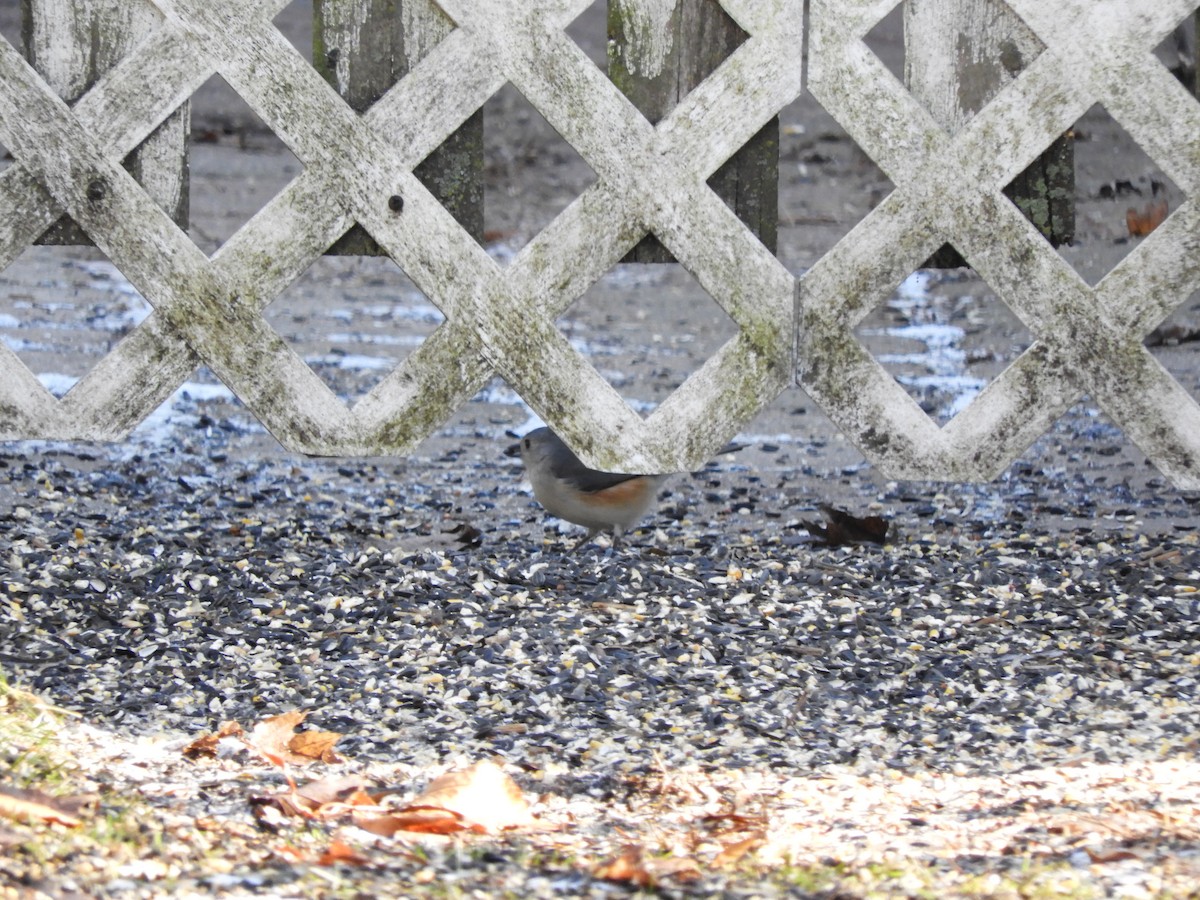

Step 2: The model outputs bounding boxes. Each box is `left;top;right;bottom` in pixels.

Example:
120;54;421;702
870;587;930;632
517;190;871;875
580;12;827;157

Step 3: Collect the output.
504;441;522;459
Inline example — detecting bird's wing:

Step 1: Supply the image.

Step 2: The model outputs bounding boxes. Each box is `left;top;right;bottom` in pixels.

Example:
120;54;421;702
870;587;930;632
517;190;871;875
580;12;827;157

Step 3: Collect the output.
550;454;645;494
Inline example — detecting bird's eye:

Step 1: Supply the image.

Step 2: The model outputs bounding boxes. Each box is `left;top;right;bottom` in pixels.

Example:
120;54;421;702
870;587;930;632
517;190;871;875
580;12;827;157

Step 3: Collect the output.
523;438;531;449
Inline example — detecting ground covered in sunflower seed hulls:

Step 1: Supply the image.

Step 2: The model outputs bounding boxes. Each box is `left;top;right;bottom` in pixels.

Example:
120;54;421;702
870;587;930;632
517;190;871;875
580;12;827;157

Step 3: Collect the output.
2;400;1200;897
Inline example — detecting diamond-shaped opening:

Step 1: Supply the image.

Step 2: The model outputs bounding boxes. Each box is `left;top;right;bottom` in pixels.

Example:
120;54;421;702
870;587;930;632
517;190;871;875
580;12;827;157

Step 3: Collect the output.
0;245;152;393
188;74;303;254
863;2;905;83
265;251;444;401
0;244;257;443
1008;401;1172;506
0;5;20;57
1016;103;1187;286
482;85;597;261
854;254;1033;424
776;94;895;273
1155;15;1197;93
554;258;739;417
738;384;871;490
565;0;608;70
272;0;314;62
606;0;746;124
1146;285;1200;406
866;1;1045;131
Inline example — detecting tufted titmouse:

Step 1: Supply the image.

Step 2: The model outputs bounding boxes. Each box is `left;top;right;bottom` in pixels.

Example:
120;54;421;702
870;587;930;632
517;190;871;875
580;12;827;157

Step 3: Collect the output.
506;426;744;549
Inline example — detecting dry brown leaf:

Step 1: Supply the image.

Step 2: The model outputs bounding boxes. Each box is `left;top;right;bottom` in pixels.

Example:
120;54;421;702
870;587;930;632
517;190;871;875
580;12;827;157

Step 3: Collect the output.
404;760;534;833
593;845;655;887
245;710;342;767
803;504;889;547
288;728;343;764
353;805;474;837
0;787;84;828
182;720;243;759
296;775;377;808
713;832;767;868
317;838;371;867
1126;199;1168;237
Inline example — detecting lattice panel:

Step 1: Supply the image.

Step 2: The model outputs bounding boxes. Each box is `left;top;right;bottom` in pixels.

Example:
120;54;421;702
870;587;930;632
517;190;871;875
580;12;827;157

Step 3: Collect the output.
0;0;1199;484
0;0;799;472
802;0;1200;486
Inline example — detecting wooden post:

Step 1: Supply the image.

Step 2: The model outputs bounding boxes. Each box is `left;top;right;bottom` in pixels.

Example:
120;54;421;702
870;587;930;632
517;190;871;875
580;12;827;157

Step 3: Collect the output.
905;0;1074;267
314;0;483;254
608;0;779;262
23;0;189;245
1190;13;1199;97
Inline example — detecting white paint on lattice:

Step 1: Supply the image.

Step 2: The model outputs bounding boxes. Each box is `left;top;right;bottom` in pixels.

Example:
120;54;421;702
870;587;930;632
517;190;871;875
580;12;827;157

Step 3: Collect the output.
0;0;1198;485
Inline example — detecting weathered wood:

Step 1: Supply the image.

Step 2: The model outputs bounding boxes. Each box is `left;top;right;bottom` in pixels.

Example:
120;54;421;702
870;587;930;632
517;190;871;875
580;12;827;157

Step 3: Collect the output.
2;0;1199;484
802;0;1200;486
608;0;779;262
905;0;1073;267
23;0;188;245
314;0;483;254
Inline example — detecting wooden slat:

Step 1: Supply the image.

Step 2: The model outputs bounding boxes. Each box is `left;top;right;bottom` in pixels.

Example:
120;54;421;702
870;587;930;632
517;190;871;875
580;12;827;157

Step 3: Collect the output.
905;0;1073;267
23;0;188;244
314;0;482;254
607;0;778;262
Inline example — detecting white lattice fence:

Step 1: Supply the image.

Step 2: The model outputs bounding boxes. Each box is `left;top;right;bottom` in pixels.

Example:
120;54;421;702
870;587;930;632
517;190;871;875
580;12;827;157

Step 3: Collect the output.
0;0;1199;485
803;0;1200;486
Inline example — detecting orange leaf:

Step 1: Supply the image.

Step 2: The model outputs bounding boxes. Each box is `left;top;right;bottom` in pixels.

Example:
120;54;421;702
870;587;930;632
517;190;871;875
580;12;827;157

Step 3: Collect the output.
353;806;475;837
1126;199;1168;237
288;729;343;764
246;710;342;767
713;833;767;868
317;838;370;867
0;788;84;828
593;845;655;887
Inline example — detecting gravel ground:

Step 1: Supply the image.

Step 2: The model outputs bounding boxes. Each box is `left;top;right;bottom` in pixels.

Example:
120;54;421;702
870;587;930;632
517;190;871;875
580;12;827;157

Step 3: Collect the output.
2;409;1200;896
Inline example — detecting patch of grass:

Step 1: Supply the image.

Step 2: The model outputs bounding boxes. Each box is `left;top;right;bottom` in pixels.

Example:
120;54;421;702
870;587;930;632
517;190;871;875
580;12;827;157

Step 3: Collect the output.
0;671;78;788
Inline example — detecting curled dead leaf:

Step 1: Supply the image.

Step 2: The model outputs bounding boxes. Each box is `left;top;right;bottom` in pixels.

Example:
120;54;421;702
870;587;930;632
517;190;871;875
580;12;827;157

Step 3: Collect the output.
593;844;701;887
803;504;889;547
713;832;767;868
593;845;655;887
246;710;343;766
317;838;371;867
0;787;86;828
